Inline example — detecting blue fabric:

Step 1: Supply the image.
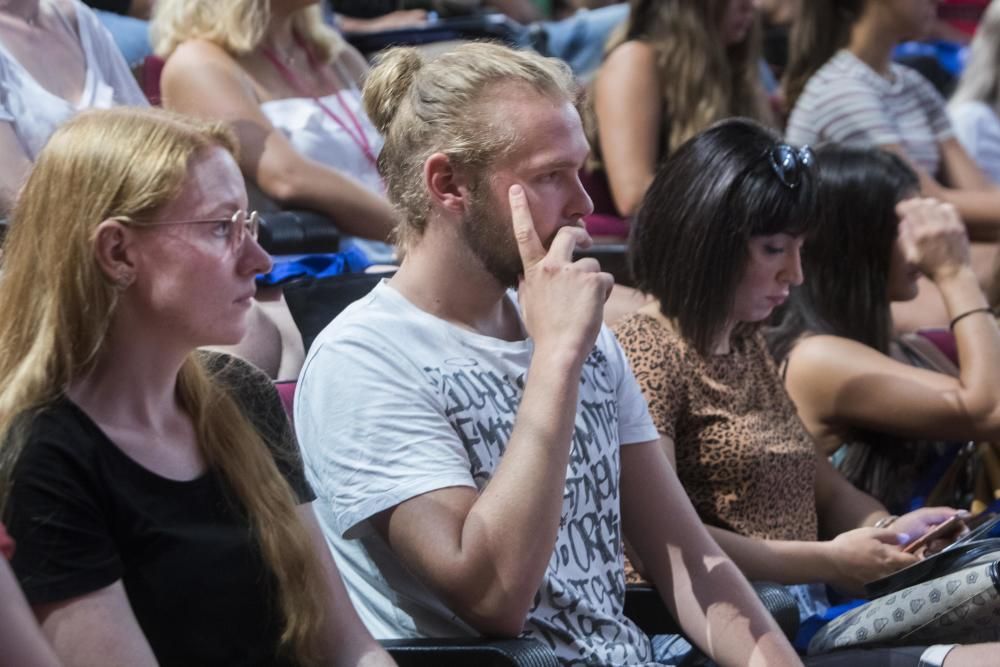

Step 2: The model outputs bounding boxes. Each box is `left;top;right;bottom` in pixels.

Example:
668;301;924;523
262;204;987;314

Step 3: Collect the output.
795;597;866;652
650;634;712;666
255;247;371;286
92;9;151;68
904;442;965;513
893;40;968;76
538;4;629;79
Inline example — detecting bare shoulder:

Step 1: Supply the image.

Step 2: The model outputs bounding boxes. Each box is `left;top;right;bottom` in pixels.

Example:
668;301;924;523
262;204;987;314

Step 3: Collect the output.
163;39;239;78
161;40;252;106
785;334;885;387
594;41;660;115
599;40;657;81
788;334;879;365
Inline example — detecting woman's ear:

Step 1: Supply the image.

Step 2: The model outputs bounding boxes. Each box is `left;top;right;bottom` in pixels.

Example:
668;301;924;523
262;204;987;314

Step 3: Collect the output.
93;219;137;290
424;152;472;216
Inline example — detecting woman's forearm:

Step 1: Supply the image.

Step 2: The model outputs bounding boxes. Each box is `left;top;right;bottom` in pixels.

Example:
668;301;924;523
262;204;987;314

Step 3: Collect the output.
706;525;830;584
257;155;397;242
933;266;1000;430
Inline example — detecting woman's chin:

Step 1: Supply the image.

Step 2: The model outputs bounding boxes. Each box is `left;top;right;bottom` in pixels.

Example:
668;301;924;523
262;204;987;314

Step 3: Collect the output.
889;284;921;304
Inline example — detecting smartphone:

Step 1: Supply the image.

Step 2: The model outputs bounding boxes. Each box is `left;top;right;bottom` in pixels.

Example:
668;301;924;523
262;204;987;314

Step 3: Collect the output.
902;515;965;555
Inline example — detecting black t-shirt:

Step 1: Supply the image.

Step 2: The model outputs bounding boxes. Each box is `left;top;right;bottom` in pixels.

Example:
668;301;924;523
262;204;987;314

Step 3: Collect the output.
4;354;314;667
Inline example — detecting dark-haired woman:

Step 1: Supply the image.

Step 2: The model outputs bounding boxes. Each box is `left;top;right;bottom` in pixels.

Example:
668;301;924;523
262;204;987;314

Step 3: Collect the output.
769;145;1000;512
784;0;1000;248
610;118;998;666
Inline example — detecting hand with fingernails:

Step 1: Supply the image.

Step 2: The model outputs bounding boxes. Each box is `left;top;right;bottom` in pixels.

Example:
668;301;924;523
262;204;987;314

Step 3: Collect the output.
824;527;919;595
897;197;970;283
509;184;614;370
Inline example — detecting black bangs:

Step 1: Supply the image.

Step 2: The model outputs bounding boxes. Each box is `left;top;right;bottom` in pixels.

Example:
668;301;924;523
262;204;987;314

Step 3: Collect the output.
734;157;819;240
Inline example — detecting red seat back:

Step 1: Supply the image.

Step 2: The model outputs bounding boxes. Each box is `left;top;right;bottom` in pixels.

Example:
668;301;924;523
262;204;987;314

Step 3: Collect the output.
275;380;296;424
579;169;629;239
140;55;166;106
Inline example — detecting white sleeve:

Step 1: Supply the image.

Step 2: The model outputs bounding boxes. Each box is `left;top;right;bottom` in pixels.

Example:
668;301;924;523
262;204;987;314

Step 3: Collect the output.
295;330;476;539
950;102;984;155
599;326;658;447
0;55;15;122
74;1;149;107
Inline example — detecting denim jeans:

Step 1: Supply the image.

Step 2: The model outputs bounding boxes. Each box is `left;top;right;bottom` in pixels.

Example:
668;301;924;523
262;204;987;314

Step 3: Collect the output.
533;4;629;80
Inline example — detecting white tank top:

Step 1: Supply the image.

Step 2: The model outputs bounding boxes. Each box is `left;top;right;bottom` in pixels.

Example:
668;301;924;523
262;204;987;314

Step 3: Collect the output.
260;86;384;196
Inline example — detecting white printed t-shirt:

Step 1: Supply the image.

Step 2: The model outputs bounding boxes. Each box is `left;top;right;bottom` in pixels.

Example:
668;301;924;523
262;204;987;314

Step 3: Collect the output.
295;281;662;666
786;50;954;176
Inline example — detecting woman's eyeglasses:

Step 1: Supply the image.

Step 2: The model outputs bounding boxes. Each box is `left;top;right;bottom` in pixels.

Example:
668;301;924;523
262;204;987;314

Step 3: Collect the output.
114;210;259;252
768;144;814;189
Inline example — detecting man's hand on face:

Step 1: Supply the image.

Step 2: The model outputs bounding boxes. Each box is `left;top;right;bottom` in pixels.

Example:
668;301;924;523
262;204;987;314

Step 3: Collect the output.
510;184;613;369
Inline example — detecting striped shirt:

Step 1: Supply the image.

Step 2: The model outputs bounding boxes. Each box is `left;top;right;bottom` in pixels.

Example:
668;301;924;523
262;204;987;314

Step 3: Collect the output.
949;100;1000;184
786;50;953;176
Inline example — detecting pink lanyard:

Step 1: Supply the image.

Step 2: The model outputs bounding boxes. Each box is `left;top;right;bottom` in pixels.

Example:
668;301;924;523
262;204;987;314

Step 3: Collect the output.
260;39;379;169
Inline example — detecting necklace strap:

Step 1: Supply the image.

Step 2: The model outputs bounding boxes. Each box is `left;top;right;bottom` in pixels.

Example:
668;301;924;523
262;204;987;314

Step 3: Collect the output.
259;38;378;169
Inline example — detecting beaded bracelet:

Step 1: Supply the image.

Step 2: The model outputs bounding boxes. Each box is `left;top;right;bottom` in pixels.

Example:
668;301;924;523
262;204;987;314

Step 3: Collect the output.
949;307;995;331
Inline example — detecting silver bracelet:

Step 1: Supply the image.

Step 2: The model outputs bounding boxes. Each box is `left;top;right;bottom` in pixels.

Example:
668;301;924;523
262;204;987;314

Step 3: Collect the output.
873;515;899;529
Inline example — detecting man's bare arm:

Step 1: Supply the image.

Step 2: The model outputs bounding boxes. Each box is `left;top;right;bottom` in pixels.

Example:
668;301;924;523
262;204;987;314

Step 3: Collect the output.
371;185;613;635
621;440;802;667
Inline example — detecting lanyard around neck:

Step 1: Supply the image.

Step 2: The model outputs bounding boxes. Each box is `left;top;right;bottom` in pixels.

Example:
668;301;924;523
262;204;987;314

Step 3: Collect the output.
259;37;378;169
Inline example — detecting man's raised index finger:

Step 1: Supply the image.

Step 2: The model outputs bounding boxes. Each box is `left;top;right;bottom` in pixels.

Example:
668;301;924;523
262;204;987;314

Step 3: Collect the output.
509;185;545;268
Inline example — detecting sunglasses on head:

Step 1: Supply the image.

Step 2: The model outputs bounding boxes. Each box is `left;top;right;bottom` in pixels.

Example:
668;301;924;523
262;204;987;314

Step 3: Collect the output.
768;144;814;189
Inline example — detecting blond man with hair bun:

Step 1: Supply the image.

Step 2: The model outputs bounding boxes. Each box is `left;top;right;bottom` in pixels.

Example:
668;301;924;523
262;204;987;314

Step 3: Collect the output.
296;41;801;667
152;0;397;252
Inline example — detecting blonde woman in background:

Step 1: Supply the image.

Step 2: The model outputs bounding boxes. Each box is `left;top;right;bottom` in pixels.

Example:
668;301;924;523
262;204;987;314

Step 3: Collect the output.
950;0;1000;183
152;0;397;252
0;107;393;667
587;0;773;217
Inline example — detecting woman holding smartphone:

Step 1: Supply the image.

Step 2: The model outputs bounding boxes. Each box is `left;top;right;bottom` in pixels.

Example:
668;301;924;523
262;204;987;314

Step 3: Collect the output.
611;118;998;666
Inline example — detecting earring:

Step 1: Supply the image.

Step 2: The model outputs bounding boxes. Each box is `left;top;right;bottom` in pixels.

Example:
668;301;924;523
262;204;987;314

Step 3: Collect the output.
114;270;134;290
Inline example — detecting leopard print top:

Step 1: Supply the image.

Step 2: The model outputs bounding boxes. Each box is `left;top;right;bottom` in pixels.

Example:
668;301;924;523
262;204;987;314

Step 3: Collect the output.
613;313;818;545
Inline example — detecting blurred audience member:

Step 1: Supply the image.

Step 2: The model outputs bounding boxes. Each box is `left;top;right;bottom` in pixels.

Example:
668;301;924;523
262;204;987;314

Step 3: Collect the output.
153;0;397;253
770;146;1000;511
330;0;628;79
949;0;1000;183
0;0;147;216
785;0;1000;244
588;0;772;217
757;0;796;84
